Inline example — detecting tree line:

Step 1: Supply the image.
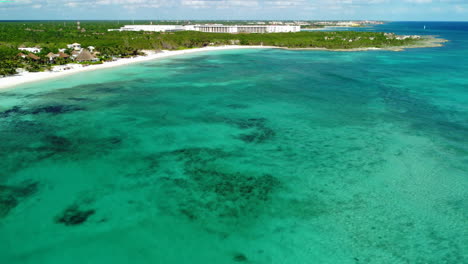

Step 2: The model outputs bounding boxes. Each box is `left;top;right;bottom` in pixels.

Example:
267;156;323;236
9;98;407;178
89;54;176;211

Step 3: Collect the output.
0;21;419;77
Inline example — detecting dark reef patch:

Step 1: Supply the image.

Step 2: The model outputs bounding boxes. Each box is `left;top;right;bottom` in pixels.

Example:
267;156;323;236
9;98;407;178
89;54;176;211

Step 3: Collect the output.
187;168;280;205
0;104;84;118
30;104;85;115
0;121;58;177
228;118;275;143
33;133;124;159
9;120;48;134
0;106;26;118
93;86;120;93
226;104;249;109
160;169;281;223
235;118;275;143
380;83;468;149
170;148;232;166
125;155;160;178
233;253;248;262
67;97;90;101
0;92;21;98
0;181;39;218
42;135;73;153
106;137;123;145
55;204;95;226
238;128;275;143
155;147;281;225
229;118;268;129
205;117;276;143
149;145;335;232
79;81;133;94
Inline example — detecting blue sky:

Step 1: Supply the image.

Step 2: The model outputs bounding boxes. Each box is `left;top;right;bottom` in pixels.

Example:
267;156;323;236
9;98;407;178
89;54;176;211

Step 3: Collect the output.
0;0;467;21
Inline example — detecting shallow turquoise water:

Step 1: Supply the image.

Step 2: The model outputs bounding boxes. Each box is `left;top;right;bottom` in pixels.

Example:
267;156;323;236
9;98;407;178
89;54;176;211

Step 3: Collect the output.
1;22;467;263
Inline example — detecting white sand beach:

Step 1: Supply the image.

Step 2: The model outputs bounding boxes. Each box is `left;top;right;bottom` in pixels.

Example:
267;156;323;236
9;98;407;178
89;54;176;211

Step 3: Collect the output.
0;38;446;90
0;45;276;90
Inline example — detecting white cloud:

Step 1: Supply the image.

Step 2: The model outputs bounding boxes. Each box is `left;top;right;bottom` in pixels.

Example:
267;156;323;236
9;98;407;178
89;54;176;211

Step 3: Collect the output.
404;0;432;3
0;0;390;10
181;0;260;9
264;0;308;8
454;4;466;12
65;2;79;7
0;0;466;16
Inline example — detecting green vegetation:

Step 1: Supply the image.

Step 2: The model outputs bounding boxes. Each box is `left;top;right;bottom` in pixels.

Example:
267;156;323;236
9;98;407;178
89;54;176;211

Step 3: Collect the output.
0;21;420;77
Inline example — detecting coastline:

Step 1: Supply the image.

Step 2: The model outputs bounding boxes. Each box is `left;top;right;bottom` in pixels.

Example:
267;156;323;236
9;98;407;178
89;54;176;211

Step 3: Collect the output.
283;36;448;52
0;37;446;90
302;25;367;31
0;45;276;90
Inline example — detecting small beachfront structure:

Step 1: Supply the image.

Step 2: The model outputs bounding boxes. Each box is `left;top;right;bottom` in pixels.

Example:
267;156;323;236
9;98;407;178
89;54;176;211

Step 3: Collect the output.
46;52;58;62
58;52;70;58
75;49;98;62
45;51;71;63
71;50;80;58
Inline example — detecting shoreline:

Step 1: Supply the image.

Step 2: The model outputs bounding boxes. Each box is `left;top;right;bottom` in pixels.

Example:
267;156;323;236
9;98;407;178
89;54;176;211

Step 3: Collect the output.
283;36;447;52
302;25;367;31
0;45;277;90
0;38;446;90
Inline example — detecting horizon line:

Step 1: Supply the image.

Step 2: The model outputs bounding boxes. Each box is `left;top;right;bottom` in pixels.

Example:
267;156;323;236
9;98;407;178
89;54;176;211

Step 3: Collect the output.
0;19;467;22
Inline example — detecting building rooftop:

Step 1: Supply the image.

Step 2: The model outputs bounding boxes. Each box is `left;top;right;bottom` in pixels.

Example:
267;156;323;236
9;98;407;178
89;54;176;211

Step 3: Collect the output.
27;53;40;60
75;49;96;62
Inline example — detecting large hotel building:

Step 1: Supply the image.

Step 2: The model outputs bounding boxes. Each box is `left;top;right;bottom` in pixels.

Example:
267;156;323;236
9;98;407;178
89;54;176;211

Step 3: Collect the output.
109;24;301;33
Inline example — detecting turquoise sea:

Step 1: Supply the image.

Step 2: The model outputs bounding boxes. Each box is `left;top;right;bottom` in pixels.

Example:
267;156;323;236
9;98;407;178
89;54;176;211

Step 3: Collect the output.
1;22;467;263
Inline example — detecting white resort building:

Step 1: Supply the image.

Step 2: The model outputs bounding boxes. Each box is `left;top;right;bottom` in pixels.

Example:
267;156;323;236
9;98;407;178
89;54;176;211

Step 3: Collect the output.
18;47;42;53
111;25;187;32
67;43;82;51
109;24;300;34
